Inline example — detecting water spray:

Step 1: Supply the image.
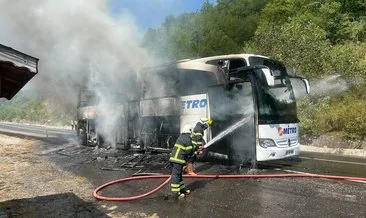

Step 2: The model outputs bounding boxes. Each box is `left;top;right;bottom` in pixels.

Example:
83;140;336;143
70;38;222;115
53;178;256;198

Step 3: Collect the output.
204;115;252;149
310;74;348;97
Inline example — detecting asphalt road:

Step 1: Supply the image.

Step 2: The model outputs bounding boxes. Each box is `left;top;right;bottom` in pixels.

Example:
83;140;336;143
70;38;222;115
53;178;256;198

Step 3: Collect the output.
0;122;73;138
1;122;365;217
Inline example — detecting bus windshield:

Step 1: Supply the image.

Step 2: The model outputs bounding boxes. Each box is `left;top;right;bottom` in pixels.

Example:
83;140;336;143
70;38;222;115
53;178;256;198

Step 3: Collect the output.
249;56;287;77
230;67;298;124
252;69;298;124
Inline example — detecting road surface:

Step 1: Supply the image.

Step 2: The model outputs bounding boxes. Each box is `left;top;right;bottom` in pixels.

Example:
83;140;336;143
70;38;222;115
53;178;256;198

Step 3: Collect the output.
0;122;72;138
0;122;365;217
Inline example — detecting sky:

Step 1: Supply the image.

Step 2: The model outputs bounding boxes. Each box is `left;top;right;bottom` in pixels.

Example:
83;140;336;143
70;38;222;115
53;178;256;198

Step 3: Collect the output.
108;0;216;30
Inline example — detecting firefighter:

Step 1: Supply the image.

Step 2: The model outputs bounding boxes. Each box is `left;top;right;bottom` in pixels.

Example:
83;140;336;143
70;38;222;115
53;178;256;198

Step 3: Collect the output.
169;124;195;199
186;117;213;175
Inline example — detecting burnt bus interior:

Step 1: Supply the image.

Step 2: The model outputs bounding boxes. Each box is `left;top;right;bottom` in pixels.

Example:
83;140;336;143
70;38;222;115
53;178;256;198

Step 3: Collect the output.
76;87;101;146
136;65;180;151
134;64;220;151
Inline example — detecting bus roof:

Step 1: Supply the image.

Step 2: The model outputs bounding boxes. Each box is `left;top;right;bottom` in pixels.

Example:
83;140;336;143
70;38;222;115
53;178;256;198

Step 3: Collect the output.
176;53;270;71
142;54;270;72
178;53;269;64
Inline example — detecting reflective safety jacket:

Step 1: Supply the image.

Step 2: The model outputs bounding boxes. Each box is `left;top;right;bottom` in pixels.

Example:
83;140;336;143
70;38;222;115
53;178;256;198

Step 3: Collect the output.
169;133;194;165
191;122;206;149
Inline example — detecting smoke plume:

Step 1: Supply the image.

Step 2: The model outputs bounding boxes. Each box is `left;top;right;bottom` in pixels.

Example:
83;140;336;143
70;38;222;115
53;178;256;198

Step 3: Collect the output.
0;0;151;99
0;0;154;146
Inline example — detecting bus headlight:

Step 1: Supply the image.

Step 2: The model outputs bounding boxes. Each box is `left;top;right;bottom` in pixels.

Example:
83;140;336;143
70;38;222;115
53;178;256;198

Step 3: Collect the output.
259;139;276;148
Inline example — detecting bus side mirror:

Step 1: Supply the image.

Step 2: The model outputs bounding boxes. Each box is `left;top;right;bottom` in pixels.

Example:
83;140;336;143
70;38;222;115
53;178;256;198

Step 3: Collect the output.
289;76;310;99
303;78;310;94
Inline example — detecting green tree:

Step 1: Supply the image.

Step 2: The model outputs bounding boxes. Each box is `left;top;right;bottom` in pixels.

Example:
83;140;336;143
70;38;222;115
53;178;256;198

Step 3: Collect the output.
258;0;366;43
142;0;267;60
142;13;198;60
246;19;333;78
247;0;366;78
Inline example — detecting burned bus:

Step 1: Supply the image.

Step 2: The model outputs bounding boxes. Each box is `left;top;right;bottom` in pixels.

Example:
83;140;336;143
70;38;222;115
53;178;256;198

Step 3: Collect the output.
76;54;309;164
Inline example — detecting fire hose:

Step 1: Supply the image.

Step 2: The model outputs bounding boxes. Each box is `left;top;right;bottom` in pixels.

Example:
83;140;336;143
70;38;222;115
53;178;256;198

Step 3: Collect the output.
93;173;366;201
94;117;366;201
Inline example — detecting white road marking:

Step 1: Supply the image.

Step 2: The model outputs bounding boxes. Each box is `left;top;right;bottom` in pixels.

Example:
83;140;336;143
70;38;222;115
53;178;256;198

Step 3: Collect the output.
300;156;366;166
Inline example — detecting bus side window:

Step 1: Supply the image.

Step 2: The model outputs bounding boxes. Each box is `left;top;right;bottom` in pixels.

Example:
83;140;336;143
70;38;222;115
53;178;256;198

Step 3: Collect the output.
178;70;218;96
228;59;247;71
206;58;247;72
142;67;179;98
206;58;247;69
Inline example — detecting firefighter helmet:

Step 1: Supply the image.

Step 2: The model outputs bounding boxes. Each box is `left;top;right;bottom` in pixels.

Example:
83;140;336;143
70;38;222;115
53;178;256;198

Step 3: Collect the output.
181;124;192;134
199;117;213;126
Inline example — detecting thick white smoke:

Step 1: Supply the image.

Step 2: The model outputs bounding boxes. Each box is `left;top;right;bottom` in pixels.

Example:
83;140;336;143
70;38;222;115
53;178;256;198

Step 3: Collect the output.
0;0;150;98
0;0;153;146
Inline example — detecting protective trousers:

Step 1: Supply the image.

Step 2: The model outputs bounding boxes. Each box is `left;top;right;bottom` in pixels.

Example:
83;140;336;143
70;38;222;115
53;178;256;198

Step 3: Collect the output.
171;163;185;194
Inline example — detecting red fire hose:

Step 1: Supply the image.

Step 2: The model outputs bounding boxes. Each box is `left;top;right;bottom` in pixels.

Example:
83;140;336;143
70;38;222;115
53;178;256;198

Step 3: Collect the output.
93;173;366;201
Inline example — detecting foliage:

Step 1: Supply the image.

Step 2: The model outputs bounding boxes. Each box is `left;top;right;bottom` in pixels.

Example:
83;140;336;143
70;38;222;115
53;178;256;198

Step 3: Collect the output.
245;19;333;78
142;0;267;60
0;93;74;126
298;83;366;140
258;0;366;43
142;13;198;60
247;0;366;140
328;43;366;77
246;20;366;78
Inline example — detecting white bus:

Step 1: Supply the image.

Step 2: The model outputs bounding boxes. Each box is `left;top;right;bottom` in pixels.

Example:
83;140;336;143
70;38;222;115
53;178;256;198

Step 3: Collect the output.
160;54;309;164
77;54;310;165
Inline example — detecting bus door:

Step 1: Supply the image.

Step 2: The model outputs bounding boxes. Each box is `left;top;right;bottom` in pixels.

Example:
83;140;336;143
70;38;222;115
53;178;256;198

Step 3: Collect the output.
207;80;256;164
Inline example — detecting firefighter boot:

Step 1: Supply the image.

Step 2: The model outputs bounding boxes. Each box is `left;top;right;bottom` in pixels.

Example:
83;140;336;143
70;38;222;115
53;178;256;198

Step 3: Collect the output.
177;192;185;200
186;162;197;176
181;188;191;195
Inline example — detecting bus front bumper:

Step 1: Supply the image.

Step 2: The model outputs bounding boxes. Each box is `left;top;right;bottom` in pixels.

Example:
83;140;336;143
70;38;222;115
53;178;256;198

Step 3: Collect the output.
256;145;300;161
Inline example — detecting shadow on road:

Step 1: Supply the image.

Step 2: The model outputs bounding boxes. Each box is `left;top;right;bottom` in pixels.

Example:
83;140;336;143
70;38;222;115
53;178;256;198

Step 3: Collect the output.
0;193;108;218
